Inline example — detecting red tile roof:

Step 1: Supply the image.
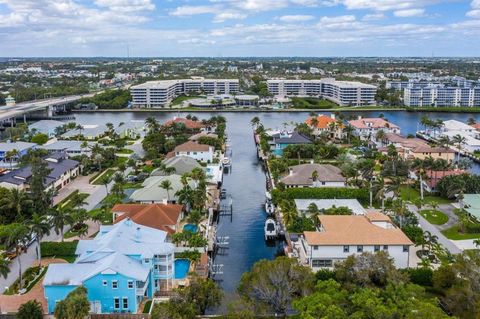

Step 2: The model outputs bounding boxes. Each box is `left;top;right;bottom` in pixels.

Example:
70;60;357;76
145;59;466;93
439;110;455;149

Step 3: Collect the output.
349;118;399;129
425;169;466;189
164;117;205;129
112;203;183;234
305;115;336;129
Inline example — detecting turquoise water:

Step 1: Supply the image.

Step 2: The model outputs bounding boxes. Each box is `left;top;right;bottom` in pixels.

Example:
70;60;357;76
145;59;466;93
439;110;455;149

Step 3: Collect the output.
183;223;198;233
174;259;190;279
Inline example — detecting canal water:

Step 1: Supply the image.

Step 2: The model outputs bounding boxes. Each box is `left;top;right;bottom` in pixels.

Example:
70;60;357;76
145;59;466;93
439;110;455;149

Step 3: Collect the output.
72;110;480;301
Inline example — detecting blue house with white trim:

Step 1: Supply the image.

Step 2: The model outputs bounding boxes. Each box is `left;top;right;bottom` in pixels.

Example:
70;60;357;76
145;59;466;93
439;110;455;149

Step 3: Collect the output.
43;219;175;314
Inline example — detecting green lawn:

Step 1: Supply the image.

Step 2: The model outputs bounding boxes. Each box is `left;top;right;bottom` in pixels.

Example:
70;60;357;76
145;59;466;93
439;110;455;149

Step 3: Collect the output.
116;148;134;154
419;209;449;225
399;186;452;204
91;168;117;185
171;95;202;106
442;225;480;240
143;300;152;314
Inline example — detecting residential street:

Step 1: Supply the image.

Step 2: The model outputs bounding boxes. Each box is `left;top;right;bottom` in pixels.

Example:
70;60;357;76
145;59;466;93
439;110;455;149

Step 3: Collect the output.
408;204;462;254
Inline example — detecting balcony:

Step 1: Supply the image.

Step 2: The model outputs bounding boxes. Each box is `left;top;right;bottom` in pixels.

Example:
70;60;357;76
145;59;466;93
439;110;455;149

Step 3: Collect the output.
136;281;148;296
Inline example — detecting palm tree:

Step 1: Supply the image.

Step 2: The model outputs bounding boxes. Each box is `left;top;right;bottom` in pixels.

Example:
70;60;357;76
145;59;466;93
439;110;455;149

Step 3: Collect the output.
5;149;19;170
306;203;320;226
27;214;50;267
0;255;10;279
0;189;31;220
468;117;477;126
160;179;173;202
452;134;466;162
386;176;404;199
176;185;194;211
99;174;111;195
49;207;74;242
412;158;428;200
311;170;318;183
145;117;159;132
75;124;84;139
250;117;260;129
375;129;386;146
372;177;386;211
420;115;431;134
5;223;30;290
280;200;297;226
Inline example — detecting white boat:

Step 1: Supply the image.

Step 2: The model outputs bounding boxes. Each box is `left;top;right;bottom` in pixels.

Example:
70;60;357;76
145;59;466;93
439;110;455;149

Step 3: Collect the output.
222;157;231;166
265;191;272;200
264;218;277;240
265;200;275;215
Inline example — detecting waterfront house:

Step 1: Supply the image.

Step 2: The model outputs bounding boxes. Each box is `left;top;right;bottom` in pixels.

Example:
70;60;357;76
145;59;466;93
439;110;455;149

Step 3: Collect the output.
297;213;413;270
305;114;343;139
43;219;175;314
271;131;313;156
380;133;455;162
348;117;400;141
129;174;195;204
0;152;80;191
280;163;345;188
294;199;367;216
29;119;65;137
438;120;480;153
173;141;214;163
111;203;184;234
61;124;106;140
442;120;476;136
151;156;202;176
164;117;205;131
410;169;466;193
0;141;36;168
40;139;96;157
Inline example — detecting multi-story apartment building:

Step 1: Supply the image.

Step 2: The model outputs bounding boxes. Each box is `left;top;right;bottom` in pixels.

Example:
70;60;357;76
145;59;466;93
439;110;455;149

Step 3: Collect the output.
266;78;377;106
130;78;239;108
404;87;480;107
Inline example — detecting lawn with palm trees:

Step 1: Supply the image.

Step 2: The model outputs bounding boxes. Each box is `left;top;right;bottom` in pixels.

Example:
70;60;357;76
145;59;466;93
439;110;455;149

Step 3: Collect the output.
399;186;452;204
419;209;449;225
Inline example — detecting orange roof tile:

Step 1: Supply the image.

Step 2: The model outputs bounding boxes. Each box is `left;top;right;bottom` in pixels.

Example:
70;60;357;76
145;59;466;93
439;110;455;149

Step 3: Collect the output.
112;203;183;234
164;117;205;129
305;115;336;129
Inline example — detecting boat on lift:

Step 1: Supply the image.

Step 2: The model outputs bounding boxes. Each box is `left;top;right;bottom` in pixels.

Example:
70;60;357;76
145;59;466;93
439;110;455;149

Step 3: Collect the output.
264;218;277;240
265;200;275;215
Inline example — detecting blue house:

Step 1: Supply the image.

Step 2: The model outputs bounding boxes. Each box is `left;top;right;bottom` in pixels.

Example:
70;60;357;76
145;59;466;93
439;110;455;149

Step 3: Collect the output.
43;219;175;314
271;131;313;156
29;120;65;137
0;141;36;168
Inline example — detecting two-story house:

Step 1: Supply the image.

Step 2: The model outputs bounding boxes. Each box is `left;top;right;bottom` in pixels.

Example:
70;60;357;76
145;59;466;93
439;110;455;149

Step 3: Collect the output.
348;117;400;141
173;141;214;163
298;213;413;270
43;219;175;314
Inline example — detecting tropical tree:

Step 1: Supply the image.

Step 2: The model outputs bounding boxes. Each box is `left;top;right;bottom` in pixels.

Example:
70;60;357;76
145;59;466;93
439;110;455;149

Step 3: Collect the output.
99;173;111;195
49;207;74;242
27;213;50;266
0;255;10;279
17;300;43;319
0;188;32;221
160;179;173;202
250;116;260;129
4;148;19;169
2;223;30;290
452;134;466;162
176;185;194;211
372;177;386;211
279;199;297;226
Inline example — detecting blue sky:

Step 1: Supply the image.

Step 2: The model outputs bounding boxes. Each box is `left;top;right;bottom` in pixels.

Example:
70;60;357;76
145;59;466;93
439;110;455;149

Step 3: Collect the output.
0;0;479;57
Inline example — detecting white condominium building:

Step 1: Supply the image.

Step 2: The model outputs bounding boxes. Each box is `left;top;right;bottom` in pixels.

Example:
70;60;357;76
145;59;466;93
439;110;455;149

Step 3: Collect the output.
130;78;239;108
267;78;377;106
404;87;480;107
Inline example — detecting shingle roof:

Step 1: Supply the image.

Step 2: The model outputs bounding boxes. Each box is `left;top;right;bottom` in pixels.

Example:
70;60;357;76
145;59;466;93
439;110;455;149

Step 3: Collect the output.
151;156;201;176
174;141;212;152
348;118;399;129
281;164;344;186
129;174;195;202
112;203;183;234
304;214;413;246
274;132;313;144
0;142;36;152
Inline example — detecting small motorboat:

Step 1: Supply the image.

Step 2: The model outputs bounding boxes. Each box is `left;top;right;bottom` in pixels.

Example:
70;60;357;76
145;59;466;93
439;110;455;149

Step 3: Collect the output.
264;218;277;240
220;188;227;199
265;200;275;215
265;191;272;200
222;157;231;166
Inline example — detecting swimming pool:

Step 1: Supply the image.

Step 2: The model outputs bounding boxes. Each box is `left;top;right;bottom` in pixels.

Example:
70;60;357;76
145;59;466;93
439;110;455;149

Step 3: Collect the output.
174;259;191;279
183;223;198;233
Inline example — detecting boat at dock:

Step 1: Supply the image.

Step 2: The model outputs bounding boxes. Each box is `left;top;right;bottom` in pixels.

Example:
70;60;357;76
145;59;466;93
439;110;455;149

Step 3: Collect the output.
265;200;275;215
264;218;277;240
222;157;231;167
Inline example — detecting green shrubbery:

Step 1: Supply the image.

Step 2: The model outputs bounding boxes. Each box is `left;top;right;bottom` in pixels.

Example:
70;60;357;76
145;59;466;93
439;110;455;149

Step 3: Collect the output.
41;241;78;257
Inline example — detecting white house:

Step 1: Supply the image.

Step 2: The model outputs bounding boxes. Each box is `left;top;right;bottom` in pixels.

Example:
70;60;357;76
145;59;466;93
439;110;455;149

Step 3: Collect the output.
297;213;413;270
348;117;400;141
294;199;367;216
173;141;214;163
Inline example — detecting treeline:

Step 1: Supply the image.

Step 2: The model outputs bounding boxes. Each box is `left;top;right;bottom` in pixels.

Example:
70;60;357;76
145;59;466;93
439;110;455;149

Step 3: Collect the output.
78;89;131;109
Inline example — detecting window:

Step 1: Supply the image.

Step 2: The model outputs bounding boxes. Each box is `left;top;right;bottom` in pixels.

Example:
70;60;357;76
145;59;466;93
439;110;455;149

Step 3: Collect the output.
123;298;128;309
357;245;363;253
403;245;409;252
374;245;380;252
312;259;333;267
102;280;107;286
114;298;120;309
383;245;388;251
343;245;349;253
313;245;318;250
127;281;133;289
112;280;118;289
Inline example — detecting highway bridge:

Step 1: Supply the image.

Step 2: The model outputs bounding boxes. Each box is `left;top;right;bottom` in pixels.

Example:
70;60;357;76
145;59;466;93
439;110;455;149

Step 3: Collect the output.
0;92;97;124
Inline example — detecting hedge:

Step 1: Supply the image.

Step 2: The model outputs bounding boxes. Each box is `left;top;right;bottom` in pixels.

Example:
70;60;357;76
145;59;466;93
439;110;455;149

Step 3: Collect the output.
465;222;480;234
272;187;370;204
41;241;78;257
403;267;433;287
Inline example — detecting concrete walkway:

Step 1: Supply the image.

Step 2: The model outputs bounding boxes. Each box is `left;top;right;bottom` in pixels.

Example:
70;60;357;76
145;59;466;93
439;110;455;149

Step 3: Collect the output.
407;204;462;254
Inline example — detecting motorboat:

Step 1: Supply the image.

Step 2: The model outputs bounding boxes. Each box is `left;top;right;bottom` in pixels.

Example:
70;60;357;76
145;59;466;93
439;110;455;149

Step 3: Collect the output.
265;191;272;200
222;157;231;167
265;200;275;215
220;188;227;199
264;218;277;240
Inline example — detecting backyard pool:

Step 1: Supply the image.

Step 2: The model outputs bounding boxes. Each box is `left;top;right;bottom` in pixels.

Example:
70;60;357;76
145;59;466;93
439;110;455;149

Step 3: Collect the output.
183;223;198;233
174;259;191;279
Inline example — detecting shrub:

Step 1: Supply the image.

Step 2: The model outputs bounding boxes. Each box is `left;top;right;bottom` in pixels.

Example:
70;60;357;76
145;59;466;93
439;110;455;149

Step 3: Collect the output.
41;241;78;257
401;225;424;244
404;267;433;286
315;269;336;282
272;187;369;205
465;222;480;234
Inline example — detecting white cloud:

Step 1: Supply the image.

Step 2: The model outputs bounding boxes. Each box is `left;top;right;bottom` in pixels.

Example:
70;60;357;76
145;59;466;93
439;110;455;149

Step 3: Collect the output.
278;15;315;22
213;12;247;23
467;0;480;18
362;13;385;21
394;9;425;17
169;5;218;17
94;0;155;12
338;0;440;11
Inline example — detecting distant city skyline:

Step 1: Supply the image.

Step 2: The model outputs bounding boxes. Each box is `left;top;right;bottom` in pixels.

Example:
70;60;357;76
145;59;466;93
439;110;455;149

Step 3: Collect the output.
1;0;480;57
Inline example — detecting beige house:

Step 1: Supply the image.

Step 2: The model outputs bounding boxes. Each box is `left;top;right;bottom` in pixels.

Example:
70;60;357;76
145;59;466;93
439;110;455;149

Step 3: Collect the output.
280;163;345;188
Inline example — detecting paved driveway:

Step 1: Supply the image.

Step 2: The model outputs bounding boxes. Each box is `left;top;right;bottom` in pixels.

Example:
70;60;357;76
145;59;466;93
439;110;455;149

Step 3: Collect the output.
435;204;459;231
407;204;462;254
